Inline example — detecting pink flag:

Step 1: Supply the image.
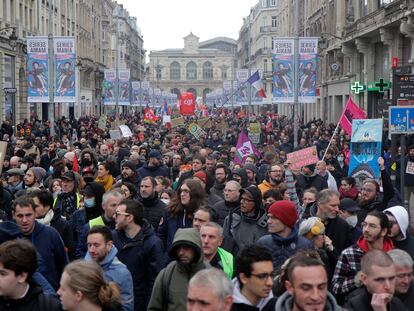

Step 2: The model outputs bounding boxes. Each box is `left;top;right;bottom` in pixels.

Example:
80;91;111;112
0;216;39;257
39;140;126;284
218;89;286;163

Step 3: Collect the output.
233;131;261;165
339;97;366;135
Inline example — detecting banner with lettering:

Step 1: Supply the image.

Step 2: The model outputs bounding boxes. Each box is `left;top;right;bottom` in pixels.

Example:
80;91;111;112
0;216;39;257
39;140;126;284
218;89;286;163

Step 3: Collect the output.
298;38;318;103
103;69;116;105
349;119;383;181
287;146;319;170
131;81;140;106
54;37;76;102
272;38;294;103
233;131;261;165
118;69;130;106
27;37;49;102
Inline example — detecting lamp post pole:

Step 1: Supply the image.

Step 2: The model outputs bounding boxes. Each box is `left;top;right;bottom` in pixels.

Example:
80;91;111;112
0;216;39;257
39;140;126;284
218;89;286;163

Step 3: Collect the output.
293;0;300;148
115;13;120;128
48;0;55;137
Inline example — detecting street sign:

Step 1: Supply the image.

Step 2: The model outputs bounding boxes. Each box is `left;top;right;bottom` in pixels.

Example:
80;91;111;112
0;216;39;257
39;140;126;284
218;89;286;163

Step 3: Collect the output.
393;74;414;100
389;106;414;134
3;88;17;94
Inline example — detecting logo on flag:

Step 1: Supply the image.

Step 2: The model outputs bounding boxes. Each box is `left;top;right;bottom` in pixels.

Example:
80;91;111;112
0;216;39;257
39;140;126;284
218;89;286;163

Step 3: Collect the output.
233;131;261;165
144;107;158;123
247;70;266;98
339;98;366;135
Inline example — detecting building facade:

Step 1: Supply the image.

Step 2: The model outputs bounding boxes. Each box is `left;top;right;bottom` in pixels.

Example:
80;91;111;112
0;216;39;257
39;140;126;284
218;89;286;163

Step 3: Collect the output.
0;0;145;127
148;33;236;102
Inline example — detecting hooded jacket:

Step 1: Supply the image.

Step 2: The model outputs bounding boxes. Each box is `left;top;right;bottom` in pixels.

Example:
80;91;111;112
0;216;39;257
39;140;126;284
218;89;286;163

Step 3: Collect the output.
112;220;163;311
213;199;241;226
85;246;134;311
137;162;169;179
256;227;312;270
384;205;414;259
231;278;276;311
275;290;343;311
83;182;105;221
223;186;268;249
147;228;210;311
233;168;249;188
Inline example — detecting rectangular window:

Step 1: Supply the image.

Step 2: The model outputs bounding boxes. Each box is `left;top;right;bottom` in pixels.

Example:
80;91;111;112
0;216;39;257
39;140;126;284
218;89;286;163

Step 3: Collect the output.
271;16;277;28
270;0;276;6
264;59;268;72
360;0;368;17
3;55;15;122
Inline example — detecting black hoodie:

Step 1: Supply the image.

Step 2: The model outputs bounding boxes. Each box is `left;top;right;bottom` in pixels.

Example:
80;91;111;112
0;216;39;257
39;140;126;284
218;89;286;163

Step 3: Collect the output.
232;168;249;188
83;182;105;220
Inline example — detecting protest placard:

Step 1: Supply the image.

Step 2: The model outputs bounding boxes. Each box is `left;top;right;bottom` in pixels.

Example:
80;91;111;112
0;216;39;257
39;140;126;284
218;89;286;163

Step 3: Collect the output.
171;116;185;128
287;146;319;170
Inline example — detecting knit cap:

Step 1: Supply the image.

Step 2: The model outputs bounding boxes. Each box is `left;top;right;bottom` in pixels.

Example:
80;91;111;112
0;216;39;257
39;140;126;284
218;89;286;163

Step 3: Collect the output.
268;200;298;228
29;167;47;183
193;171;207;185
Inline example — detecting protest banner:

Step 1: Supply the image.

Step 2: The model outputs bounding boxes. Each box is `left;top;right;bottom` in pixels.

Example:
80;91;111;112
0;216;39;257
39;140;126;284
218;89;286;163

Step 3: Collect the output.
248;122;261;145
119;125;133;137
287;146;318;170
197;118;212;129
233;131;261;165
171;116;185;128
188;123;206;140
109;130;122;140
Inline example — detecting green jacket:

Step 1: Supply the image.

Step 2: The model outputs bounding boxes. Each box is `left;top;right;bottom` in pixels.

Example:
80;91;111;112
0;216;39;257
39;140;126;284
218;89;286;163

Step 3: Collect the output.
147;228;210;311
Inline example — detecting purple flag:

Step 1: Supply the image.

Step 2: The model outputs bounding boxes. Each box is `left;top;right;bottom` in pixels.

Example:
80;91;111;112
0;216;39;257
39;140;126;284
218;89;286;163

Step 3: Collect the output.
233;131;261;165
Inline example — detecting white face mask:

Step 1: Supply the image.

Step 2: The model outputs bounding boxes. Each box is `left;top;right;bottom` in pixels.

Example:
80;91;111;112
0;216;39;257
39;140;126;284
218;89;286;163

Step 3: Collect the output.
20;164;28;171
161;198;170;205
346;215;358;228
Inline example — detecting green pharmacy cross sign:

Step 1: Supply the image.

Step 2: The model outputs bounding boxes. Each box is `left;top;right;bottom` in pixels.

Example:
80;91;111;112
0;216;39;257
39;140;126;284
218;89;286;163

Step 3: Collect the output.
350;81;365;94
367;79;391;93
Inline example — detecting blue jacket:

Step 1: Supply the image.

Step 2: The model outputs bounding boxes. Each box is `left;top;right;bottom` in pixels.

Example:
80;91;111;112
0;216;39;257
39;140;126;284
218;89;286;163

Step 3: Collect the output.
29;221;69;290
256;227;312;270
85;246;134;311
137;163;169;179
112;220;164;311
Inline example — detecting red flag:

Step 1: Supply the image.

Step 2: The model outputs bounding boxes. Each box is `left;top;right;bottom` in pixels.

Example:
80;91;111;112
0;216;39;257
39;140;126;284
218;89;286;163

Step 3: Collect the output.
73;152;79;173
339;98;366;135
179;92;196;116
144;108;158;123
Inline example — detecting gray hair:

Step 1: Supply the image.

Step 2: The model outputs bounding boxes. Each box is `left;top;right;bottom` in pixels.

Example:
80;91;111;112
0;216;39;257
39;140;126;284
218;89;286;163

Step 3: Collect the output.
189;268;233;302
200;222;223;238
388;249;413;268
316;189;339;204
225;180;241;191
102;189;124;205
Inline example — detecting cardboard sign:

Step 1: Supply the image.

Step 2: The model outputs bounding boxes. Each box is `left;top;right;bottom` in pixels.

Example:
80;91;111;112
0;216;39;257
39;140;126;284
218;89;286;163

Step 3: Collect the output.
188;122;206;140
248;122;261;145
406;161;414;175
119;125;133;137
197;118;212;129
109;130;122;140
171;116;185;128
287;146;319;170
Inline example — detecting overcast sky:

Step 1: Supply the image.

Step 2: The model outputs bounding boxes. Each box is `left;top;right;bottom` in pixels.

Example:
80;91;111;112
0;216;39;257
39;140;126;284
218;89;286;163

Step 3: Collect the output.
118;0;258;54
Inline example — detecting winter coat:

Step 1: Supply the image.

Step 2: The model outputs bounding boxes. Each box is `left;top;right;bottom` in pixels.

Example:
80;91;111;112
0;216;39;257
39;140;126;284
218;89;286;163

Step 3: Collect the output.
231;278;276;311
212;199;240;226
85;246;134;311
396;282;414;310
275;291;343;311
256;227;312;270
296;173;328;193
27;222;68;291
147;228;210;311
207;192;223;207
48;209;75;260
137;194;166;231
137;163;169;179
232;168;249;188
345;287;408;311
0;282;62;311
112;220;163;311
0;185;13;220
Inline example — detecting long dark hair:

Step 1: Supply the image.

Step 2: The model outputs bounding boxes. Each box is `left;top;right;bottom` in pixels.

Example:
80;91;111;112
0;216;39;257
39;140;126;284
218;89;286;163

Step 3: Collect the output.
168;178;206;218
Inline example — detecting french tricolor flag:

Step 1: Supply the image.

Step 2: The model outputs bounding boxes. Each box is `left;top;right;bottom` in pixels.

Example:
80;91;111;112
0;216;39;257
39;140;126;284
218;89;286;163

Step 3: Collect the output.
247;70;266;98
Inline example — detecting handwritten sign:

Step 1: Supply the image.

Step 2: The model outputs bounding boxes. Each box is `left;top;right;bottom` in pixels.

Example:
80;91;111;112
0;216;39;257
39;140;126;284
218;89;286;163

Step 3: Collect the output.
109;130;122;140
197;118;212;129
119;125;133;137
287;146;318;170
188;123;206;140
406;161;414;175
171;116;185;128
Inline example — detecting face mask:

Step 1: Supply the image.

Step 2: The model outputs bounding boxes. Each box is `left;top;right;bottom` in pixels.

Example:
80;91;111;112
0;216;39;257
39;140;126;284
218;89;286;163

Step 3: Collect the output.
20;164;28;171
337;156;344;162
161;198;170;205
346;215;358;228
84;198;95;208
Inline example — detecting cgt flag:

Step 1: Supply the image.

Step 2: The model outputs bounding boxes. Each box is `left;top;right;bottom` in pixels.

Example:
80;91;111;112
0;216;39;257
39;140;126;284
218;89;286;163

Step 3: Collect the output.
144;107;158;123
247;70;266;98
339;97;366;135
233;131;261;165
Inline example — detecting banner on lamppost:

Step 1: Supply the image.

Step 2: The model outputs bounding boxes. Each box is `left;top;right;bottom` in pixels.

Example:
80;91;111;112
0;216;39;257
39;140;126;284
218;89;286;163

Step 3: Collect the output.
54;37;76;102
272;38;294;103
236;69;249;105
27;37;49;102
298;37;318;103
131;81;140;106
118;69;130;106
103;69;116;105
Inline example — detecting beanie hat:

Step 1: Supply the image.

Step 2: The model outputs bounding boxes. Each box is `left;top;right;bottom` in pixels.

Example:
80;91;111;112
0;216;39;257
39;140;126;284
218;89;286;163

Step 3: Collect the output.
384;205;409;239
148;150;162;160
64;151;75;162
299;217;325;240
122;160;136;172
244;163;258;174
240;185;263;210
268;200;298;228
193;171;207;185
29;167;47;183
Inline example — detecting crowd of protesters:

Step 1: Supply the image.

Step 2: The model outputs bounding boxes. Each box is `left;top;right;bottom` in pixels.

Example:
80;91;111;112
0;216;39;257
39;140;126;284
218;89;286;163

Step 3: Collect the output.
0;110;412;311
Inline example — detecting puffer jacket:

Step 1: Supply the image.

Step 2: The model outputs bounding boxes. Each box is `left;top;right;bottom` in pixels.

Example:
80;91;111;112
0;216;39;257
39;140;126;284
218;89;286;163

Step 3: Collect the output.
137;194;166;230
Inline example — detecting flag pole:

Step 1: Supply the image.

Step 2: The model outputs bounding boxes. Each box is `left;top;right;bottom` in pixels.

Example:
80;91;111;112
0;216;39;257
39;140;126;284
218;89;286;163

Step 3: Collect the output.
321;121;341;161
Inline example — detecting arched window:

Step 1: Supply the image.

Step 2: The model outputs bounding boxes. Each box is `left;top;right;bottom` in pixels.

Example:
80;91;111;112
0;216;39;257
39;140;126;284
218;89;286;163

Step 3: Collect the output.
171;88;181;97
170;62;180;80
187;88;197;98
186;61;197;80
203;61;213;80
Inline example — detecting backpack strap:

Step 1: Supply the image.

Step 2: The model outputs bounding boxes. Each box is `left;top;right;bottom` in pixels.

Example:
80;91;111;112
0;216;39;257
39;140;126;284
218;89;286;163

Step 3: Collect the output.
161;261;176;311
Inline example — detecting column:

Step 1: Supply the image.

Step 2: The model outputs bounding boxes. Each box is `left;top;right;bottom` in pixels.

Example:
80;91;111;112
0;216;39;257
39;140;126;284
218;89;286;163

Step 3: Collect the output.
355;38;372;112
400;16;414;67
380;27;395;82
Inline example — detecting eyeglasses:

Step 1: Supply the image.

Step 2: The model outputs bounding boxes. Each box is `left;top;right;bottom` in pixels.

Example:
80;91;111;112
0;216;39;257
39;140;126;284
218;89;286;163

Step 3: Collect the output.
250;271;276;280
241;197;255;202
115;211;130;217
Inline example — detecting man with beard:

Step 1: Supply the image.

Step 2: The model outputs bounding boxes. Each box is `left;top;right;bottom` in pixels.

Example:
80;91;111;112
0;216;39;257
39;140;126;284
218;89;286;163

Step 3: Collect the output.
6;168;25;195
98;143;110;162
205;155;217;176
388;249;414;309
384;205;414;259
39;142;57;171
213;180;241;226
115;160;141;192
138;150;169;179
306;189;352;253
138;176;166;230
211;164;230;198
53;171;81;220
79;148;97;172
332;211;394;300
148;228;209;311
258;164;285;195
357;157;395;224
244;163;258;186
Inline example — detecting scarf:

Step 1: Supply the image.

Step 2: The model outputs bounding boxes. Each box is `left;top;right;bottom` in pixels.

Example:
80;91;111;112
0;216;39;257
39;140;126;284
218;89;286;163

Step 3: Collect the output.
37;209;54;226
95;175;114;192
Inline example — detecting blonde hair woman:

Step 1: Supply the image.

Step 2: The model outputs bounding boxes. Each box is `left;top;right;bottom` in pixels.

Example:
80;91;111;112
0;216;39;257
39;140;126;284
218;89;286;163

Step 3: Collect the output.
58;260;121;311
